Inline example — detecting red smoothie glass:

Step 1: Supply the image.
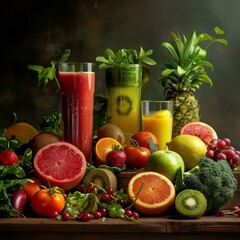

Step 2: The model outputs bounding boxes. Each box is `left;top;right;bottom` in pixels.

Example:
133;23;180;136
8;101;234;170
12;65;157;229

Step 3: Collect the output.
58;62;95;163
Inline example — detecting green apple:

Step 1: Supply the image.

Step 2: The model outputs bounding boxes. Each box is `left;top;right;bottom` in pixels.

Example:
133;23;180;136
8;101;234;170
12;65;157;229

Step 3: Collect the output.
144;150;185;183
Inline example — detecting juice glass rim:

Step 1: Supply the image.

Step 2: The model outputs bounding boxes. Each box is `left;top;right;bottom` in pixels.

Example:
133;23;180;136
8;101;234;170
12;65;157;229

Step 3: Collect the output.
59;62;95;72
141;100;173;103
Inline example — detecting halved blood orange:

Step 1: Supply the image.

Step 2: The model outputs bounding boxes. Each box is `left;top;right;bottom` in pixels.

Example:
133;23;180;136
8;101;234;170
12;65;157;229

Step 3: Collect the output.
34;142;86;191
128;171;176;215
94;137;122;164
180;121;218;145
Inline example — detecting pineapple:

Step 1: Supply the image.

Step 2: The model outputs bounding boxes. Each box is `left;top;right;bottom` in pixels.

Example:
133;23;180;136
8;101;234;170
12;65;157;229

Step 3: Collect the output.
159;27;228;138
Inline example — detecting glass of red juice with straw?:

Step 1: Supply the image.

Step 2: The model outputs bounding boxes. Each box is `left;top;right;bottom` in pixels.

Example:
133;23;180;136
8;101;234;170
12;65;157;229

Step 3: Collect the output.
58;62;95;163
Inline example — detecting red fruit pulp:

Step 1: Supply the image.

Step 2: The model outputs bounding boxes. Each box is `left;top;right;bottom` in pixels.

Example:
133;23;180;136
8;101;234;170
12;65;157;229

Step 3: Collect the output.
59;70;95;163
34;142;87;191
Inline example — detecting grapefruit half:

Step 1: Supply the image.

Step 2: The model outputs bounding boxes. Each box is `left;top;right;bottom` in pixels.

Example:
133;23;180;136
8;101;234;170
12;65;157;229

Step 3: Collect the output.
128;171;175;215
34;142;87;191
180;121;218;145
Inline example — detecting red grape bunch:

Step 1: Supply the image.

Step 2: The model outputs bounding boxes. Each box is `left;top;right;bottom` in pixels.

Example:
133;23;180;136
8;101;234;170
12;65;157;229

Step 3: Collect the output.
206;138;240;169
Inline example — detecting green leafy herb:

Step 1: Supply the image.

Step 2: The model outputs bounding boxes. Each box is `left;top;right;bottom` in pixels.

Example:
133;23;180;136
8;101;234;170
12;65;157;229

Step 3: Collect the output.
0;178;30;217
37;112;63;138
28;49;71;89
93;94;109;136
96;47;156;70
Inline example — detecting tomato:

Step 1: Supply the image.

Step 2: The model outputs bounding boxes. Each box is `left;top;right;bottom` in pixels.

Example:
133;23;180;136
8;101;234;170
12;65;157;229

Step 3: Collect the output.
31;188;65;217
124;145;151;168
22;177;42;200
131;132;159;150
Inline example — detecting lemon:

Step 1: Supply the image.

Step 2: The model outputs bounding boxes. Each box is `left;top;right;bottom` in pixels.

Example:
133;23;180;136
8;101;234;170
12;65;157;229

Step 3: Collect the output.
167;134;207;170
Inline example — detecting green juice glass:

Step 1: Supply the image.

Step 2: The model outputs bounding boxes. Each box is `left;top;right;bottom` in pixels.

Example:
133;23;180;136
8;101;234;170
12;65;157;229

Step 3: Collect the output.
105;64;142;144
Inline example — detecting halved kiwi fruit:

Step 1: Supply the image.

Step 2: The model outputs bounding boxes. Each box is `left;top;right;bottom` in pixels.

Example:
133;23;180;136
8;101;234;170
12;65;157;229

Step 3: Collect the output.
83;168;117;192
175;189;207;218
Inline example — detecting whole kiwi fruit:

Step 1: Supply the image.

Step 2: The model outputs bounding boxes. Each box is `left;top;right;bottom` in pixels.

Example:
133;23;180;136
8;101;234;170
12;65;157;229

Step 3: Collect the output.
98;123;125;145
28;131;61;157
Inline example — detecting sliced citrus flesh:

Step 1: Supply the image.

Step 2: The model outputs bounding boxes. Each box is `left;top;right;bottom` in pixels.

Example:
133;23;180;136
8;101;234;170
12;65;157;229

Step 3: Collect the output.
94;137;122;164
34;142;87;191
180;121;218;145
5;122;39;142
128;171;176;215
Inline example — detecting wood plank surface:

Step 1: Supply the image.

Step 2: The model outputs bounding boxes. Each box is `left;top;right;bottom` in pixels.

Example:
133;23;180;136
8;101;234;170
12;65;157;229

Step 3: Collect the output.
0;216;240;240
1;172;239;240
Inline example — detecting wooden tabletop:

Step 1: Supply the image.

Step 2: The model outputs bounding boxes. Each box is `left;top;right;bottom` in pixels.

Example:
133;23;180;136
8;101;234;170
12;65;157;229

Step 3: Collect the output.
0;215;240;240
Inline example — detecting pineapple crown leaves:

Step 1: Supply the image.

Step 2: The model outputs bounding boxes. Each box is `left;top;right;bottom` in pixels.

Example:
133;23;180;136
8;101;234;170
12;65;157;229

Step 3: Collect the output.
159;26;228;94
96;47;156;70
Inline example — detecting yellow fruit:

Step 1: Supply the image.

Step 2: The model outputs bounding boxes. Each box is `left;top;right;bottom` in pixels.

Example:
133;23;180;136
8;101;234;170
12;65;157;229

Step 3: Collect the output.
5;122;39;142
167;134;207;170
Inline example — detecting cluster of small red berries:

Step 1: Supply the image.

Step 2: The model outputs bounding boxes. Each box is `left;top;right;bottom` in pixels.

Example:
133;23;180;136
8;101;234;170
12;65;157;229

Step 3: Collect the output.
217;206;240;217
58;185;140;222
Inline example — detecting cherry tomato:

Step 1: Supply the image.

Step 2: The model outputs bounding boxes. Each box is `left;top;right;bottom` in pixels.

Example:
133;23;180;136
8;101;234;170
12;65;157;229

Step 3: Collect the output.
124;145;151;168
131;132;159;150
31;188;65;217
22;177;42;200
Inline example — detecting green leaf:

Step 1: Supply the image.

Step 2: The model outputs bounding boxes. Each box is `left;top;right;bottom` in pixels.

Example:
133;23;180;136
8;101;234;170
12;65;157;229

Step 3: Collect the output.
58;49;71;62
214;26;225;35
161;42;180;62
96;47;156;69
96;56;109;63
215;38;228;45
198;74;213;87
181;31;196;66
177;66;187;76
162;68;175;77
28;48;71;89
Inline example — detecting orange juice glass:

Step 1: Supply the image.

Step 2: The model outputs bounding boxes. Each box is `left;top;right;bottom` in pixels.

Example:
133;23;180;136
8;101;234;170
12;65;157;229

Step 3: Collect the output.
141;101;173;150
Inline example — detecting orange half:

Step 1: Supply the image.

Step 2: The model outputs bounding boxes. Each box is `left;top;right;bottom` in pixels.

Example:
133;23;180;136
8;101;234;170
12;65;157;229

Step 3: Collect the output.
128;171;176;215
94;137;122;164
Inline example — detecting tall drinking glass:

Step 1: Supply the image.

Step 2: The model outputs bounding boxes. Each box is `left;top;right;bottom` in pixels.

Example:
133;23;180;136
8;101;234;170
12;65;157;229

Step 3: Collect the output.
58;62;95;163
141;100;173;150
105;64;142;144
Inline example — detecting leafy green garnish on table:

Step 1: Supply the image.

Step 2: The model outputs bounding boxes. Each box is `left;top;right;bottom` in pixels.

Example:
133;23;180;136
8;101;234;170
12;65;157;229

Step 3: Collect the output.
96;47;156;70
0;178;30;217
28;49;71;89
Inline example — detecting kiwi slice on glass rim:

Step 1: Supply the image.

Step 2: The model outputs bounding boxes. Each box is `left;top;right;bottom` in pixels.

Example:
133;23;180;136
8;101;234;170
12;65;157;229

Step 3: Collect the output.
175;189;207;218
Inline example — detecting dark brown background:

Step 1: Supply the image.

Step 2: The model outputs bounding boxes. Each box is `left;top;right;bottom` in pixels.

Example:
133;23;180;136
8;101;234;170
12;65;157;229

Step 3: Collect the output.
1;0;239;149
